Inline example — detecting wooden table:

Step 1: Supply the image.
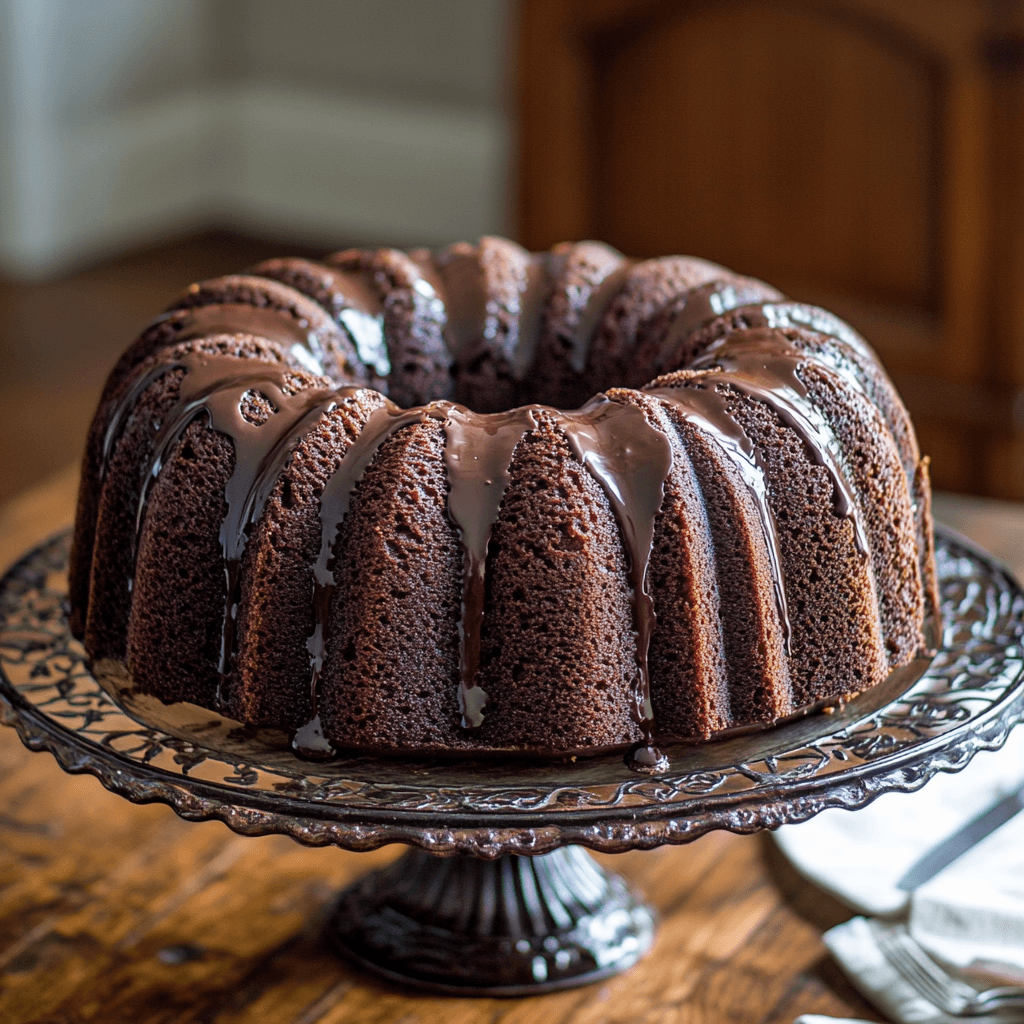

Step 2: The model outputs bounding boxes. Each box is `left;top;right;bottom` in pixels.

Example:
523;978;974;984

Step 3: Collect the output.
2;469;1022;1024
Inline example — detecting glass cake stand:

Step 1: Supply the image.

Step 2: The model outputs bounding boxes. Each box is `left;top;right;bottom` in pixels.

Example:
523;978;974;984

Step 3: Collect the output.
1;527;1022;996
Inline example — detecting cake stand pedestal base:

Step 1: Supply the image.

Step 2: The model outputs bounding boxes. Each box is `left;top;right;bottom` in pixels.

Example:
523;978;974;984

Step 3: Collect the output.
4;529;1023;998
328;846;655;995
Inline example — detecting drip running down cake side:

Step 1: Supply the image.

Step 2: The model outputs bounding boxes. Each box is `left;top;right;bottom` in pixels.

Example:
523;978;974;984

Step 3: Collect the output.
69;237;939;773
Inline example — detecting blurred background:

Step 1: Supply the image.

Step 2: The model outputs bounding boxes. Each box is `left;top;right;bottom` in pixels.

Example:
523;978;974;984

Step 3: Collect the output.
2;0;1024;509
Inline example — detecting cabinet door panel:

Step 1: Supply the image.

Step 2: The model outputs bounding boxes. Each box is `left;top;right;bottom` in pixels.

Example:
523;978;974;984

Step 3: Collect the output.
517;0;1024;497
599;3;938;313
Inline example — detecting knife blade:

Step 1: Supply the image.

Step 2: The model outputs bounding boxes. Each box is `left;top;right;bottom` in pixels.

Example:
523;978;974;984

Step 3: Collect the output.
896;783;1024;891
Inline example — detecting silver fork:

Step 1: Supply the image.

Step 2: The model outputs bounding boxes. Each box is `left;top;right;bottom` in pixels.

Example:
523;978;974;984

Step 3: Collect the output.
870;919;1024;1018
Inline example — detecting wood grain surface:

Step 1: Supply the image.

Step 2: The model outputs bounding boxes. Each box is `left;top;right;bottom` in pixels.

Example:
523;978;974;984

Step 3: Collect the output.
3;470;1022;1023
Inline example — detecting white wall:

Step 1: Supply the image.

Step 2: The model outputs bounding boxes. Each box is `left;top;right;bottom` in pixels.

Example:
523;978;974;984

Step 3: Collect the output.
0;0;512;278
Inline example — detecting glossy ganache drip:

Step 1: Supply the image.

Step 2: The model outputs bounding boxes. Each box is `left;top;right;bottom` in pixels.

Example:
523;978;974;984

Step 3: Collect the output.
690;333;869;556
117;353;340;701
305;401;537;750
302;392;673;769
441;406;539;729
280;261;390;378
656;279;786;370
558;399;671;771
303;399;455;758
727;301;876;362
153;303;332;377
646;331;870;653
645;378;793;649
567;262;634;374
408;244;557;387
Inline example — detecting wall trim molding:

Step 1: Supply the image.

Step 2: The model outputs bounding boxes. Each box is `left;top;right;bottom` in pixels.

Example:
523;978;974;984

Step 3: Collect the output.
0;84;510;277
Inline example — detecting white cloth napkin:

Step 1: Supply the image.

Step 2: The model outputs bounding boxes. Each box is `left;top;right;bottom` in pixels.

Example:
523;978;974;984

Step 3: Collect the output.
776;727;1024;1023
773;727;1024;919
794;1017;876;1024
820;918;1024;1023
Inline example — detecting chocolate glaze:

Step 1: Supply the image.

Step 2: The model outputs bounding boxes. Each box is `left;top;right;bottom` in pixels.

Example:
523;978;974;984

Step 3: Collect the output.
416;243;550;386
658;280;782;369
647;332;872;653
306;395;423;741
303;392;676;749
291;714;335;760
695;302;921;494
432;244;491;365
156;303;327;377
97;304;328;443
645;379;793;651
249;257;390;382
569;261;633;373
441;405;538;728
157;299;329;364
402;243;632;393
726;301;875;361
690;333;869;555
328;247;452;407
338;306;389;380
511;254;550;380
303;391;677;757
126;352;338;702
319;267;389;378
559;397;672;768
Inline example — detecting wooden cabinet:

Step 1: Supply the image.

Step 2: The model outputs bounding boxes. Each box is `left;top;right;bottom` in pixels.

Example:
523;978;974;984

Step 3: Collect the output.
516;0;1024;498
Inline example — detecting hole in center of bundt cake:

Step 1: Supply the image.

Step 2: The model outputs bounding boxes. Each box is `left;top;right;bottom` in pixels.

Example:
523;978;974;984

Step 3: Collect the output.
428;362;611;415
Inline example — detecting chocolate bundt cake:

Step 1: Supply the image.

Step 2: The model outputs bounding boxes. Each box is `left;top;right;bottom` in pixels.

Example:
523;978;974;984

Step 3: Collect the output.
69;237;938;771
